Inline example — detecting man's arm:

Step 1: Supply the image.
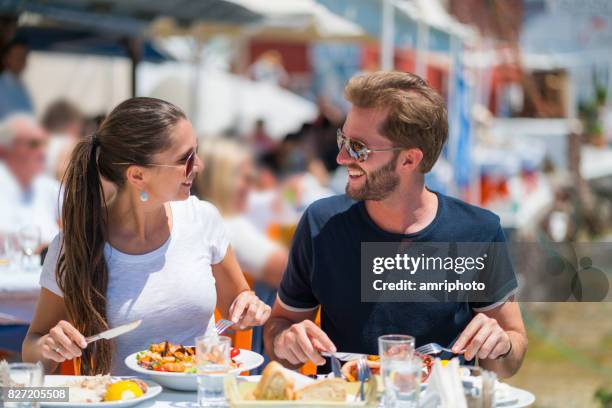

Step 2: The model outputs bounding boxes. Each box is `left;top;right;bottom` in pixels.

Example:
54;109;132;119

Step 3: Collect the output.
452;298;527;378
264;297;336;369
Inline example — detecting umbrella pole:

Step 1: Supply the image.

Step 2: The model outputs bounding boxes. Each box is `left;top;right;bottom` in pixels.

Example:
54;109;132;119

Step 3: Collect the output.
380;0;395;70
127;38;142;97
190;39;205;130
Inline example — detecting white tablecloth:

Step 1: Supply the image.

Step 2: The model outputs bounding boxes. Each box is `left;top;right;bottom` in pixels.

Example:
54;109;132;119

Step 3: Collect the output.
132;376;535;408
0;268;41;324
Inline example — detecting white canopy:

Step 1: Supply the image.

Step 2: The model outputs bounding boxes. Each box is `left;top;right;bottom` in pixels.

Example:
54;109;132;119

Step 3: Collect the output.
229;0;369;41
138;63;318;139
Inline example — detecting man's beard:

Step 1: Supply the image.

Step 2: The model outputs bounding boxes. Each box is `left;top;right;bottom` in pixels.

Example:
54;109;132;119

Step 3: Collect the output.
345;153;400;201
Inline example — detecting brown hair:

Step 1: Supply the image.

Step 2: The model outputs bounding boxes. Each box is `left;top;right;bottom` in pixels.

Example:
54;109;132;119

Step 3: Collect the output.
58;97;186;374
42;99;83;133
344;71;448;173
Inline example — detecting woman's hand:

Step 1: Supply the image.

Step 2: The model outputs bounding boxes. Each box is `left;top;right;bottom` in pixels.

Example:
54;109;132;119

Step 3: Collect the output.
40;320;87;363
229;290;271;329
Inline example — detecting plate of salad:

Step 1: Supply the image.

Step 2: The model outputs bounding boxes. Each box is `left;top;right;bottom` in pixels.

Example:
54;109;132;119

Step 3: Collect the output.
124;341;264;391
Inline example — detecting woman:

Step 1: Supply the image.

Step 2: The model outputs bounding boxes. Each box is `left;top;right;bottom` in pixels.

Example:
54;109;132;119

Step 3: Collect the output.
196;138;288;289
22;98;270;375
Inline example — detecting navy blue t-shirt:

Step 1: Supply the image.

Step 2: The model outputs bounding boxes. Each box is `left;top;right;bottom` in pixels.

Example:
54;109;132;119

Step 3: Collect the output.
278;192;517;358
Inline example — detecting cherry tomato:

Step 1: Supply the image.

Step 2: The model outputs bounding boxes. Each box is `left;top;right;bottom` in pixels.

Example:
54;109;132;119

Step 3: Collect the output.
230;347;240;359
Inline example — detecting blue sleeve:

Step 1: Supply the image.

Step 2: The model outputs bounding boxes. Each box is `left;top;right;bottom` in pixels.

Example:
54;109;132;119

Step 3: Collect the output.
469;225;518;311
277;209;319;311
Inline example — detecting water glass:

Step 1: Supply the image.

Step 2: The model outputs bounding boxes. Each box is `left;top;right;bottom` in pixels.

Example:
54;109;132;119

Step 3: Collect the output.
1;361;44;408
0;233;19;272
379;335;419;408
18;226;41;272
461;366;496;408
196;335;232;408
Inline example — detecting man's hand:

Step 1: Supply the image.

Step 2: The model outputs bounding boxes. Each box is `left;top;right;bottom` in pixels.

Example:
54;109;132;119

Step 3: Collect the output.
453;313;512;361
273;320;336;366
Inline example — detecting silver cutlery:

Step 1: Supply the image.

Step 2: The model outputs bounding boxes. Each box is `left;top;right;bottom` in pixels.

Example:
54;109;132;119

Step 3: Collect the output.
85;320;142;344
329;354;344;379
214;319;234;335
416;342;465;355
355;357;371;401
321;351;367;361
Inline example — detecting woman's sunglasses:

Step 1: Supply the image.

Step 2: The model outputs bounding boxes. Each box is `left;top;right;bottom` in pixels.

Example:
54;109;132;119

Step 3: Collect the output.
336;129;403;162
114;149;196;180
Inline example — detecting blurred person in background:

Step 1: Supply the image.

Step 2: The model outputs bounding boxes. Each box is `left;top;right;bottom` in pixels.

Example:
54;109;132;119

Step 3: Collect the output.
22;98;270;375
41;99;85;181
0;113;59;247
196;138;288;367
196;138;288;290
249;118;276;157
249;50;289;88
0;38;33;119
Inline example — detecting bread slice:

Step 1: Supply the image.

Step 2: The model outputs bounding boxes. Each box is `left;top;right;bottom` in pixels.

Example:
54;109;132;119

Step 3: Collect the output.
252;361;295;400
294;378;347;402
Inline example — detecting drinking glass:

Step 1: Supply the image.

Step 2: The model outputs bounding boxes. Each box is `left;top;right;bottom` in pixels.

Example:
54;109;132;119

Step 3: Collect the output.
1;362;44;408
196;334;232;408
18;226;41;272
461;366;496;408
379;335;419;408
0;233;19;272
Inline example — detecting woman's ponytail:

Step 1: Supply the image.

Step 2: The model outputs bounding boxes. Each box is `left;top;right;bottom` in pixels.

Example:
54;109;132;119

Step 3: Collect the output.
57;135;111;374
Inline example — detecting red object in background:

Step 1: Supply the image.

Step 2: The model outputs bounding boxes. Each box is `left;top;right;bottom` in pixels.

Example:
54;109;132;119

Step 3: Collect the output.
249;40;309;75
480;174;510;206
488;62;522;115
361;45;448;96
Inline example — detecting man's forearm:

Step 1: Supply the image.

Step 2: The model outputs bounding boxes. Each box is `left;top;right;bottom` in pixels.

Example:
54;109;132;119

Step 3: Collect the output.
263;316;302;370
480;331;527;378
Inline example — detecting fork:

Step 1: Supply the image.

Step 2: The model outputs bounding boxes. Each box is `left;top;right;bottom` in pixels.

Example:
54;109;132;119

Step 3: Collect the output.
214;319;234;335
329;354;344;379
415;342;465;355
355;357;371;401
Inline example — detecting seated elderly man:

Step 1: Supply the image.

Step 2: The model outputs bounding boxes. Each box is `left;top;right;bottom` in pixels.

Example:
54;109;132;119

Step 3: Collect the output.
0;113;60;248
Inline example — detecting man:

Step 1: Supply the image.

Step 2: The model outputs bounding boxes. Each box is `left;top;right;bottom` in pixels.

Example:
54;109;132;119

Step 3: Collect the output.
264;71;527;378
0;114;60;247
0;38;33;119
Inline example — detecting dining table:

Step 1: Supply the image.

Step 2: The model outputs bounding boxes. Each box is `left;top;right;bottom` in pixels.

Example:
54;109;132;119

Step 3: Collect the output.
96;375;536;407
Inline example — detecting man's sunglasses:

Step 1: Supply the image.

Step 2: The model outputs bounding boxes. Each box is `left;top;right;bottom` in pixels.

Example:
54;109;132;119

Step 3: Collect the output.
114;149;196;180
336;129;403;162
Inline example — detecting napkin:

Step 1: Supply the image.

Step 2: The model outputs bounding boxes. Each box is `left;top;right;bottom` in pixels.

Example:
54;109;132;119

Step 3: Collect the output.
420;358;467;408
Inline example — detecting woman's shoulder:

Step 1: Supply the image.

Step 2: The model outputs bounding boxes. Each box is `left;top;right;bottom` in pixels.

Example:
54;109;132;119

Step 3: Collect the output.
172;196;224;225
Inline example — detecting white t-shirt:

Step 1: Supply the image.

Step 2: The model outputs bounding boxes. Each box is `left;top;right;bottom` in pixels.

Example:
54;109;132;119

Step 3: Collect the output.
40;196;229;375
224;216;280;279
0;161;60;245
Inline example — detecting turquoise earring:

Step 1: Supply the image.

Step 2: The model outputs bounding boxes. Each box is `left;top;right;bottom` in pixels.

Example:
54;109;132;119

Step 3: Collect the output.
140;191;149;202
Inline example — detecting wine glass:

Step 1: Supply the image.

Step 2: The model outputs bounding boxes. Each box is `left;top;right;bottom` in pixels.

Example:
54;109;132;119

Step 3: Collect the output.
18;225;41;272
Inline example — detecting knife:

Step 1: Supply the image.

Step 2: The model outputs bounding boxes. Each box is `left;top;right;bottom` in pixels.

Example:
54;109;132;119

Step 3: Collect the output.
85;320;142;344
321;352;367;361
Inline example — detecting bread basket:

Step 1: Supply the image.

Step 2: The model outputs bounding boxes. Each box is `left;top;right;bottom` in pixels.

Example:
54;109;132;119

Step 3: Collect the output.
224;375;379;407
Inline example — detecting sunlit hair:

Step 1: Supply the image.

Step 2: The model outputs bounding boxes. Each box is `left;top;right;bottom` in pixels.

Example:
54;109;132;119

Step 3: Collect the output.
196;137;251;216
345;71;448;173
58;97;185;374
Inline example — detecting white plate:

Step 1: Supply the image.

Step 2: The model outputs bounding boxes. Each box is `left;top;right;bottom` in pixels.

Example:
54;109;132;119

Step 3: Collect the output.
124;348;264;391
41;375;162;407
